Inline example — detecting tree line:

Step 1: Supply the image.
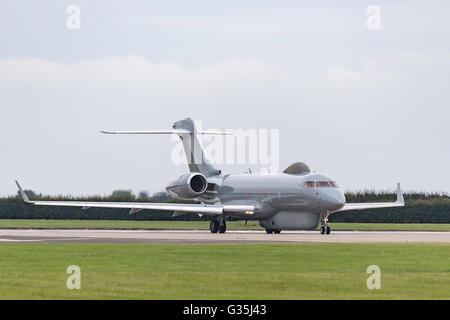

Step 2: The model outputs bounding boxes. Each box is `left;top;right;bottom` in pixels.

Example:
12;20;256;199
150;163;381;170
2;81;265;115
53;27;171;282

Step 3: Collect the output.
0;189;449;223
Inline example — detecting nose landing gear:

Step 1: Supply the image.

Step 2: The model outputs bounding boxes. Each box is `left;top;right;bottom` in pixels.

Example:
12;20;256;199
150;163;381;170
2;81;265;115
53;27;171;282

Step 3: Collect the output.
319;225;331;234
319;213;331;235
265;228;281;234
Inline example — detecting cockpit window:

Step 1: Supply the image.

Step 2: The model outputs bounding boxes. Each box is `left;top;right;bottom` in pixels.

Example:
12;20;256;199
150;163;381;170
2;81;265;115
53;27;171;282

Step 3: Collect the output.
303;180;339;188
303;181;315;188
316;181;331;188
329;181;339;188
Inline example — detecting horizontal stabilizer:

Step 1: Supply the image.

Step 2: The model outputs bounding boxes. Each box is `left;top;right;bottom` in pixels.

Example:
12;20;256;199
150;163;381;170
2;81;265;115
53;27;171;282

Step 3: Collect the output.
101;130;232;135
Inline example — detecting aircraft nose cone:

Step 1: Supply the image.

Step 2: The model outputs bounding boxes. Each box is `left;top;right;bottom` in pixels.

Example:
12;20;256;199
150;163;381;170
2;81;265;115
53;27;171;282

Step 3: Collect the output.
321;191;346;211
335;192;346;208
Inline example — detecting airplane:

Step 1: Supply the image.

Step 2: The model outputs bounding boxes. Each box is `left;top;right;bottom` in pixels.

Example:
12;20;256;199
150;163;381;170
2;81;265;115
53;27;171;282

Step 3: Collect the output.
15;118;405;234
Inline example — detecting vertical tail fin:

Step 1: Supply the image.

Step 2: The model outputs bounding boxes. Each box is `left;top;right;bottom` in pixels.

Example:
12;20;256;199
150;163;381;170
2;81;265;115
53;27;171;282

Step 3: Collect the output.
172;118;221;177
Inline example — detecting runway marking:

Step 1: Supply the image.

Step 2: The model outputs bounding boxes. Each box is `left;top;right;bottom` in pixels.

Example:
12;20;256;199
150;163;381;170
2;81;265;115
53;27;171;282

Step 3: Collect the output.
0;237;94;243
0;239;43;242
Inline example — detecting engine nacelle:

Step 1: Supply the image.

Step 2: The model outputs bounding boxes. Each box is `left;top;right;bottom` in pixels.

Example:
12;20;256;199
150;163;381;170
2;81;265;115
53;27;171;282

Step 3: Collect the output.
165;172;208;200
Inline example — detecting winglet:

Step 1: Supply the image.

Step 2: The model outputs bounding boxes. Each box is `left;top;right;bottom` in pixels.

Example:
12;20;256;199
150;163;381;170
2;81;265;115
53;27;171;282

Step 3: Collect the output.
396;182;405;205
15;180;32;203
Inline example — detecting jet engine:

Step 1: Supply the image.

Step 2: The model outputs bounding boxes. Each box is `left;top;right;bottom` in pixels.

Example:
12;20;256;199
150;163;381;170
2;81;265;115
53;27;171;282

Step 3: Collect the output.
165;172;208;200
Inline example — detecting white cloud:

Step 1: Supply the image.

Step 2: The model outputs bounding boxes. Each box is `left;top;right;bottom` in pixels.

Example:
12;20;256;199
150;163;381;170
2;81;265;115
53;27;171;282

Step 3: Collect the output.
302;59;400;92
0;55;403;100
0;56;290;97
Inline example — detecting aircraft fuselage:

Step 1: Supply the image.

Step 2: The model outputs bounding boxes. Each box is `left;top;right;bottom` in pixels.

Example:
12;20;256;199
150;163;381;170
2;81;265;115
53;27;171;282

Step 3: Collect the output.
195;172;346;230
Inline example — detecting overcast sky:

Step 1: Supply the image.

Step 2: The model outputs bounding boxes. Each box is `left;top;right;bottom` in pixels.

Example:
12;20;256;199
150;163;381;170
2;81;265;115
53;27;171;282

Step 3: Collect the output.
1;0;449;197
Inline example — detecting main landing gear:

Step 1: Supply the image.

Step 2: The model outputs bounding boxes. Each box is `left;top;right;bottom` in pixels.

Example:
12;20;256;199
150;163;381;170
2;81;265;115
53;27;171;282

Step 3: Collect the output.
265;228;281;234
210;218;226;233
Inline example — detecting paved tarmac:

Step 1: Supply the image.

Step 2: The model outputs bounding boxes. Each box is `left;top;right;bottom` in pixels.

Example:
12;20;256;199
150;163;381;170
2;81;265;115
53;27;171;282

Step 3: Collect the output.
0;229;449;243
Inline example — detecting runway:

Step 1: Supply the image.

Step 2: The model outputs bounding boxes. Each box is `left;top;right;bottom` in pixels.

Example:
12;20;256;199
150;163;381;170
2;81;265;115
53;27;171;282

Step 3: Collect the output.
0;229;449;243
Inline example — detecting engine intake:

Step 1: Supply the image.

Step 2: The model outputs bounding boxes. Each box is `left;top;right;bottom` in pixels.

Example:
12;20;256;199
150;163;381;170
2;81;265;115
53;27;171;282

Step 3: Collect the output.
166;172;208;199
187;173;207;194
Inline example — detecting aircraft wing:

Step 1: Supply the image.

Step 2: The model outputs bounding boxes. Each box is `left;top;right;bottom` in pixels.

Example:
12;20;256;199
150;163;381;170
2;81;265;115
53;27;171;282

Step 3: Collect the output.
15;181;254;216
336;183;405;212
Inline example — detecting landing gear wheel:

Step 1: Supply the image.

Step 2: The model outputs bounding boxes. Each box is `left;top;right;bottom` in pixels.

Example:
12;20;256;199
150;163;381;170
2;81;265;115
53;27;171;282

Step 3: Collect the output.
210;220;219;233
274;229;281;234
219;220;227;233
319;213;331;235
265;228;274;234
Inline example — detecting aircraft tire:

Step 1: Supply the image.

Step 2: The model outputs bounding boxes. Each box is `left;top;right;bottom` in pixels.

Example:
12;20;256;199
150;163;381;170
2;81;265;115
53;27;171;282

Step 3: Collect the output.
274;229;281;234
320;227;325;234
219;220;226;233
210;220;219;233
265;228;274;234
325;226;331;234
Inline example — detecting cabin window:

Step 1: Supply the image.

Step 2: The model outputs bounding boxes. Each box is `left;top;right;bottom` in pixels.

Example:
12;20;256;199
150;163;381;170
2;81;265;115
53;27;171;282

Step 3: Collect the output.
329;181;339;188
303;181;315;188
316;181;331;188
